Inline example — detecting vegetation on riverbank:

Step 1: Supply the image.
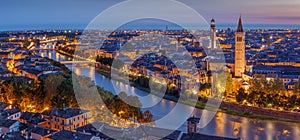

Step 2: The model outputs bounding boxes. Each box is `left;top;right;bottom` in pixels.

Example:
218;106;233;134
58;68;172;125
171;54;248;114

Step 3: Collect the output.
43;48;300;123
94;68;300;123
0;73;153;125
236;78;300;111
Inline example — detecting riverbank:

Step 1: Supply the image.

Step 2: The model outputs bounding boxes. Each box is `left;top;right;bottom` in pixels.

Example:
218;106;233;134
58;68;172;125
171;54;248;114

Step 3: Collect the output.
37;50;300;139
54;49;300;123
96;68;300;124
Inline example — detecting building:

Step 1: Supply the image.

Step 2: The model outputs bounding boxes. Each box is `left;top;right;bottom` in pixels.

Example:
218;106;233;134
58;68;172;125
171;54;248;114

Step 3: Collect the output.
19;112;47;126
0;131;32;140
0;106;22;120
234;16;246;78
24;125;56;140
42;108;89;131
181;133;237;140
187;116;200;133
0;120;21;134
210;18;217;49
46;130;99;140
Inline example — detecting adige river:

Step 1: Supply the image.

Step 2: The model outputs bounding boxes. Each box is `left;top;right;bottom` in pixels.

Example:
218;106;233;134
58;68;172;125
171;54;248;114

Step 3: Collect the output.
39;50;300;140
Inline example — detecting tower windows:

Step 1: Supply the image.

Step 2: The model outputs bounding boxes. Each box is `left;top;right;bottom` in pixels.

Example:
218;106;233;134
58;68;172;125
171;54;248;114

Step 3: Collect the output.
237;37;243;42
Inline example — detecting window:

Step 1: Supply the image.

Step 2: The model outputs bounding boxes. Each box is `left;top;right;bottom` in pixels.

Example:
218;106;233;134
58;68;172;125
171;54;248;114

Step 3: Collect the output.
237;37;243;42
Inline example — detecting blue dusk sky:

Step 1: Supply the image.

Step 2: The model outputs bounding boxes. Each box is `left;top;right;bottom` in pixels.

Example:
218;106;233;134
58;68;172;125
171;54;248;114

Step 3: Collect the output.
0;0;299;26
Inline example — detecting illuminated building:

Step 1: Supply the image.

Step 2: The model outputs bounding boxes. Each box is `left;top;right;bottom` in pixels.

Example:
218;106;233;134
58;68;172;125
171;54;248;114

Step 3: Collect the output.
234;16;246;77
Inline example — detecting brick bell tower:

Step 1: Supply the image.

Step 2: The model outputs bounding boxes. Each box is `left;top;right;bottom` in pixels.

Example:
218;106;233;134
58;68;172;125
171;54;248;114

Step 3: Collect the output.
234;16;246;77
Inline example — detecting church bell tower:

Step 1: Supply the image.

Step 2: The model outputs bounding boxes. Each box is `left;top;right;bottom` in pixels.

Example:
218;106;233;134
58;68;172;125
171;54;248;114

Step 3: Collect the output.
234;16;246;77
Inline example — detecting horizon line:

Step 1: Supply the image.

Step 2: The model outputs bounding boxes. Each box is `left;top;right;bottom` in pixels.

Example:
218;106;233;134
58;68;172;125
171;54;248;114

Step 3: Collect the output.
0;23;299;32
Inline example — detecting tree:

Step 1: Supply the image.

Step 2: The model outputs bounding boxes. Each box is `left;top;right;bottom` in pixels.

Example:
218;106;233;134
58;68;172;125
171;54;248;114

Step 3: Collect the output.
2;80;16;103
249;77;263;93
249;77;287;95
35;39;40;47
288;95;297;108
293;81;300;96
225;72;233;97
23;40;31;48
270;78;287;95
44;74;64;99
236;88;246;103
199;83;211;97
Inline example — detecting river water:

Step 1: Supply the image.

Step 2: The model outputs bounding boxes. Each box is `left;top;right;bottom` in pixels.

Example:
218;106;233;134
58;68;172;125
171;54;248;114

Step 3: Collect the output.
39;50;300;140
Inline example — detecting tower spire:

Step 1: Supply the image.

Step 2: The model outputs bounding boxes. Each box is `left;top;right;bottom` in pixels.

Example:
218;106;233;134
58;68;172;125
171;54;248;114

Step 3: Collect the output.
237;15;243;32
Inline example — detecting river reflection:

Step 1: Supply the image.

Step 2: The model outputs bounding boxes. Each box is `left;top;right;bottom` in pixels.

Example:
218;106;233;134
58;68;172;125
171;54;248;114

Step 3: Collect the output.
39;51;300;140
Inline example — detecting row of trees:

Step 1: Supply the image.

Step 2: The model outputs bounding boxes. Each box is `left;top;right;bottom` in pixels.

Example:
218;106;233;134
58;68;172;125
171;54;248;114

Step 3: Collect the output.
249;77;287;95
96;56;124;69
236;88;300;109
133;75;180;97
197;72;300;109
0;74;78;112
0;74;153;124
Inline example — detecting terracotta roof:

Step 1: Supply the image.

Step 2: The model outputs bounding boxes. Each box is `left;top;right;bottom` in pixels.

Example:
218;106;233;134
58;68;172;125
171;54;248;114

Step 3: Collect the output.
47;130;95;140
42;108;89;119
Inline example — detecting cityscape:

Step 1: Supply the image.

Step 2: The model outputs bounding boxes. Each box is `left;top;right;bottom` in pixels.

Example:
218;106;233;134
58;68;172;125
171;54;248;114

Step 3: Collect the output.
0;0;300;140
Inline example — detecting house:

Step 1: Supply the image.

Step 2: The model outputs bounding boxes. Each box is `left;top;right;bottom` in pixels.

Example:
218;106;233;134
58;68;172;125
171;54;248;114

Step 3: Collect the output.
180;133;237;140
24;125;56;140
0;107;22;120
0;119;20;134
46;130;99;140
76;122;112;140
19;112;47;126
131;125;183;140
42;108;89;131
99;125;124;139
0;131;32;140
0;102;9;111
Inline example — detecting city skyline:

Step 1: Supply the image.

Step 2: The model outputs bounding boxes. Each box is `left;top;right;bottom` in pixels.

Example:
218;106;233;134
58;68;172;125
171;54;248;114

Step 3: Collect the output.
0;1;300;139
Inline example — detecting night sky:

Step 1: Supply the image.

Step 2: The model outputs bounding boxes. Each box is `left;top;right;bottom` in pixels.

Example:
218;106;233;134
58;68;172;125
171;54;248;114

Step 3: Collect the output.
0;0;299;26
